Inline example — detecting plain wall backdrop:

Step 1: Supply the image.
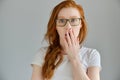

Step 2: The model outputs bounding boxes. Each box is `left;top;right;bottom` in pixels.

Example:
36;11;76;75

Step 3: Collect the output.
0;0;120;80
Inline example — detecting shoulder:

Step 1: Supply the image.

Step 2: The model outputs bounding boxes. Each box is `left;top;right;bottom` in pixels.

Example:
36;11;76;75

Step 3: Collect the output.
36;46;48;56
80;46;101;64
80;46;100;57
81;46;101;68
31;46;48;66
38;46;48;52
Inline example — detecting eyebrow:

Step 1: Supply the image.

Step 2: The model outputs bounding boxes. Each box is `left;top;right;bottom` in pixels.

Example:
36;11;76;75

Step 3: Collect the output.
57;16;80;19
57;16;65;19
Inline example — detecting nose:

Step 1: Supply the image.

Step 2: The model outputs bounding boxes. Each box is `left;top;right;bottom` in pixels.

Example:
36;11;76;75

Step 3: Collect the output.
65;21;71;31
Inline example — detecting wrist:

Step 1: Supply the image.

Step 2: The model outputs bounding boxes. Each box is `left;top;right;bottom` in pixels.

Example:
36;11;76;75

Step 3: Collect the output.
70;56;82;65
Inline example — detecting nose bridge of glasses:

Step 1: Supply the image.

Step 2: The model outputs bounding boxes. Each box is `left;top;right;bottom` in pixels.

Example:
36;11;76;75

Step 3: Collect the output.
65;19;71;28
66;19;71;23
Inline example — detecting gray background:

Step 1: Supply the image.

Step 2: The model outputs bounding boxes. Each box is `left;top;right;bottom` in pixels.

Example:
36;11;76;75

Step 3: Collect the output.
0;0;120;80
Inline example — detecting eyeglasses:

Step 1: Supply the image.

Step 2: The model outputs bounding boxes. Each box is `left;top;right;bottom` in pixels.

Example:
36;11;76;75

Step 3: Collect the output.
56;18;81;27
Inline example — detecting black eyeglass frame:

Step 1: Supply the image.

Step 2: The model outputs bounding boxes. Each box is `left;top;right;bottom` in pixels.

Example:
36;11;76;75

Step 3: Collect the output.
56;18;82;27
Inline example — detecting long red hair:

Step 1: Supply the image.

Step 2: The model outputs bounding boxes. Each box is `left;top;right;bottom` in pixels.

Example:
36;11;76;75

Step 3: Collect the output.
42;0;87;79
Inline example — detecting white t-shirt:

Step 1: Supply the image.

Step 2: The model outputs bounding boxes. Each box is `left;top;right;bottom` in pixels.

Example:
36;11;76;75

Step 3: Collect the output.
31;46;101;80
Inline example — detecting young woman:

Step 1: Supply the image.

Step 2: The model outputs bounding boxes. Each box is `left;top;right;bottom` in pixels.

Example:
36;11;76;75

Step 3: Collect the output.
31;0;101;80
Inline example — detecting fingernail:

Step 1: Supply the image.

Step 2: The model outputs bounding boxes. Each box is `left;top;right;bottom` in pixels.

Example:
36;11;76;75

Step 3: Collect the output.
65;34;67;36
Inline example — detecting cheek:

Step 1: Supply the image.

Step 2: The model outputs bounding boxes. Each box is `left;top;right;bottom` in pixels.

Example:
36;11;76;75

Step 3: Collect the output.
73;26;81;38
56;27;65;38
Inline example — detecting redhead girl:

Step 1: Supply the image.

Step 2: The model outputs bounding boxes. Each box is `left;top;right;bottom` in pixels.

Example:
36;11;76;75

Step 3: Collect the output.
31;0;101;80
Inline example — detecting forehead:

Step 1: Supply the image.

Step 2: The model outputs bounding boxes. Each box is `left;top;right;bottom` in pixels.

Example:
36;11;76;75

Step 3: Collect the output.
58;7;81;18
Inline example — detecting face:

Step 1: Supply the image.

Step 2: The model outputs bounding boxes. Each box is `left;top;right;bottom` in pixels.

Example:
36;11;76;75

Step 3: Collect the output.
56;7;82;42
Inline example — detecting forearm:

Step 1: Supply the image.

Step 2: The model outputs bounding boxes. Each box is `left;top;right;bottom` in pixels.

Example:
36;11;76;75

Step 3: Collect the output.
70;57;90;80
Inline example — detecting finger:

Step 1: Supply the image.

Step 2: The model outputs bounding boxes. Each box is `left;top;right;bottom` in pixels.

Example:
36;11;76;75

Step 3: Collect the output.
61;36;68;48
62;36;69;54
64;35;68;48
72;29;77;45
77;37;80;47
76;37;79;43
72;29;75;37
66;31;72;46
69;29;75;45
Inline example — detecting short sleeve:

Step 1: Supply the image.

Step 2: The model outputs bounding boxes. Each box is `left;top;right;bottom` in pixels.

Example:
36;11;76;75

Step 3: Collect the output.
31;47;47;67
88;49;102;69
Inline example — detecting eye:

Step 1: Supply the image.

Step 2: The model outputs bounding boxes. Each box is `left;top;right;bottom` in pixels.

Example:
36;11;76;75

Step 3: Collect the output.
58;19;66;23
70;18;77;22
